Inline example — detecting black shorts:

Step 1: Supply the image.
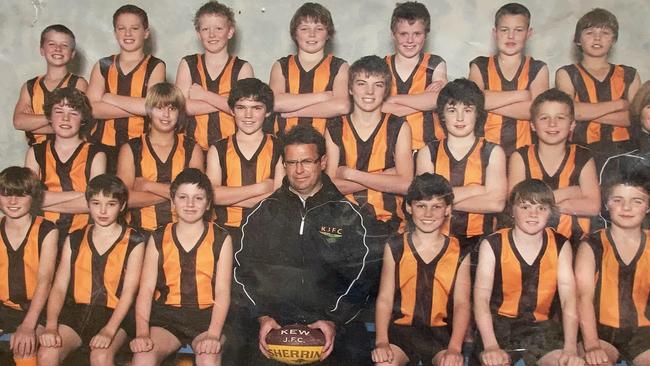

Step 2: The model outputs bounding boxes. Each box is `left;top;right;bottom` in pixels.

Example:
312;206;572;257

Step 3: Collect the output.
59;303;134;345
388;324;450;366
149;303;212;345
0;305;27;334
475;316;564;365
598;325;650;362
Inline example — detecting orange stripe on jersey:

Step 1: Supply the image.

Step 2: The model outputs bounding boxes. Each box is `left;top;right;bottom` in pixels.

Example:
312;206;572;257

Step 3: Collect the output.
632;234;650;326
498;232;523;317
193;54;211;148
431;238;460;326
575;66;602;144
0;243;8;308
22;220;41;303
310;56;333;133
32;76;45;114
159;225;182;306
599;230;621;327
534;230;558;321
139;138;160;230
395;235;417;326
102;56;121;146
465;140;485;235
73;227;93;305
216;58;237;139
195;227;216;308
609;66;630;142
366;115;390;221
128;56;148;140
104;231;129;309
225;138;243;226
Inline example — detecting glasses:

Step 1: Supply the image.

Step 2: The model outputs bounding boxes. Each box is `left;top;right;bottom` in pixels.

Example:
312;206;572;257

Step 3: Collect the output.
283;157;321;168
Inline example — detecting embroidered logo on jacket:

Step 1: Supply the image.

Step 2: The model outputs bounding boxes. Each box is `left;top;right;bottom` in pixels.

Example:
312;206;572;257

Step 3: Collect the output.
319;226;343;238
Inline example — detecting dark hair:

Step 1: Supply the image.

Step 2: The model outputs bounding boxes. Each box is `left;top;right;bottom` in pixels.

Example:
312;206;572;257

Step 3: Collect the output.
494;3;531;27
170;168;214;221
348;55;393;99
603;172;650;202
0;166;43;215
194;1;235;31
145;82;187;133
530;88;575;121
228;78;274;112
574;8;619;45
391;2;430;33
405;173;454;206
436;78;486;135
630;81;650;126
506;179;558;220
282;124;326;158
43;87;93;140
40;24;76;50
113;4;149;30
85;174;129;223
290;2;335;42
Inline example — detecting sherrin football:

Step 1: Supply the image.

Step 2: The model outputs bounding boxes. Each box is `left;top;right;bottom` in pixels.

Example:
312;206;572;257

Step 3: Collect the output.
266;324;326;365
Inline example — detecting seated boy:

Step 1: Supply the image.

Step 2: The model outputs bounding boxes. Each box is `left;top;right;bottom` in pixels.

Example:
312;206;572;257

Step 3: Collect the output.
206;78;283;231
469;3;549;156
87;4;166;150
325;55;413;234
13;24;88;146
0;166;58;366
372;173;470;366
175;1;254;151
269;2;350;135
508;88;600;244
383;1;447;150
556;8;641;167
416;78;506;250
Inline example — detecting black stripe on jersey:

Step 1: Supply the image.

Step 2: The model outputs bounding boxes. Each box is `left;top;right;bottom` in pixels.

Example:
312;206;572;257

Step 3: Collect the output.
153;229;169;304
175;224;209;306
390;236;406;320
90;240;109;306
618;264;636;329
513;230;545;320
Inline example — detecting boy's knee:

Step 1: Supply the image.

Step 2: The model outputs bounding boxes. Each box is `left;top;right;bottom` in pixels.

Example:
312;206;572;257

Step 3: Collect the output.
89;349;114;366
196;352;221;366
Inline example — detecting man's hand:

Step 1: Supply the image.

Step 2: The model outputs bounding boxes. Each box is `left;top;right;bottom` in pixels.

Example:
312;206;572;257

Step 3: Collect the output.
258;316;281;358
308;320;336;361
10;324;36;357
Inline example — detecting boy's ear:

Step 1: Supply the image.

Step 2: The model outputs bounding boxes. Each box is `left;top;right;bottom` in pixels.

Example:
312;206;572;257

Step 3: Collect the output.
405;202;412;215
569;119;576;132
227;25;235;40
144;28;150;40
526;27;533;40
491;27;497;40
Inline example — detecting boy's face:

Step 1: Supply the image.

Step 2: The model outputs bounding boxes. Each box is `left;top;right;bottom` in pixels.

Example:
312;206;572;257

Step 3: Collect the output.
294;19;328;54
513;200;551;236
88;192;124;227
578;26;615;58
606;184;650;230
40;31;75;67
493;14;531;56
0;194;32;220
50;99;82;139
197;13;234;54
172;183;210;224
641;105;650;132
392;19;427;59
114;13;149;52
349;72;387;113
406;196;450;234
531;101;575;146
442;101;476;138
233;98;269;136
150;105;179;134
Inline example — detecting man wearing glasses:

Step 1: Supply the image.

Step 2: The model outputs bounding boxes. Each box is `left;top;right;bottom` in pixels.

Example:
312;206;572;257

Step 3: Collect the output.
234;124;382;365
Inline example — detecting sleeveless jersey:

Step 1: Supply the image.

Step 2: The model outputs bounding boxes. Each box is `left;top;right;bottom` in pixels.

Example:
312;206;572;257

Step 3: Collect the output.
183;54;247;150
588;229;650;329
92;54;164;147
0;216;56;310
25;73;81;145
68;225;144;309
213;134;281;228
471;56;546;155
487;227;566;322
390;232;465;327
153;222;228;309
560;63;637;145
273;54;346;135
127;134;196;230
385;53;445;150
425;137;497;237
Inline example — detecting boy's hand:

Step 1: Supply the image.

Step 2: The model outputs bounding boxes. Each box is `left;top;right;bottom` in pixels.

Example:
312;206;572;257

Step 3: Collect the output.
371;342;393;363
194;332;222;354
438;349;464;366
480;346;509;366
22;105;35;114
39;328;62;348
426;80;445;93
258;316;281;358
336;166;355;181
318;91;334;102
130;335;154;353
559;349;585;366
10;324;36;357
584;346;609;366
307;320;335;361
133;177;153;192
188;83;209;101
89;327;116;349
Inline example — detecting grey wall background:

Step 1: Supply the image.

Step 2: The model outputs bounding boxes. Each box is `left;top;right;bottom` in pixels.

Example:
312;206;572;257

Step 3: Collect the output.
1;0;648;168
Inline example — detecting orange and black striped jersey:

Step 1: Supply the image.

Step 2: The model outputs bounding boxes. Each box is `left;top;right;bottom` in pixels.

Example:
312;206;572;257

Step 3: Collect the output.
424;137;497;237
213;134;281;228
471;56;546;155
273;54;346;135
68;225;145;309
515;144;592;241
127;134;196;231
33;140;103;238
183;54;247;150
327;113;405;227
92;54;164;147
487;227;566;322
389;232;466;328
153;222;228;309
385;53;445;150
24;73;82;146
0;216;56;311
560;63;637;146
588;229;650;329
